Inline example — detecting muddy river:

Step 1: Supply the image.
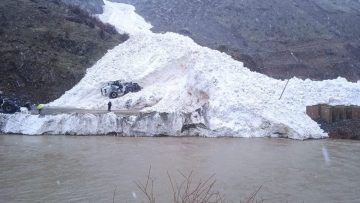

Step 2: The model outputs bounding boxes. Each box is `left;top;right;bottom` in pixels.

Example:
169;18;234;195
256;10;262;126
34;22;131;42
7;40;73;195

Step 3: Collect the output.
1;136;360;202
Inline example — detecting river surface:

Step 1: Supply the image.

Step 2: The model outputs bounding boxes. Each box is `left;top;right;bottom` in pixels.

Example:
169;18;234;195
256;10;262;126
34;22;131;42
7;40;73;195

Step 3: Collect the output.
1;136;360;203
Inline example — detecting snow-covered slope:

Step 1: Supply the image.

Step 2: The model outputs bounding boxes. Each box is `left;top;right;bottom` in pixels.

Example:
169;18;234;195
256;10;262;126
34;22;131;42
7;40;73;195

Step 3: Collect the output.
1;1;360;139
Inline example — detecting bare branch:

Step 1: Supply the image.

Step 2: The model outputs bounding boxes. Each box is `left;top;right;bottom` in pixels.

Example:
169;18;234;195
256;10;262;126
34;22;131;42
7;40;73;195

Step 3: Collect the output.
135;170;262;203
113;186;117;203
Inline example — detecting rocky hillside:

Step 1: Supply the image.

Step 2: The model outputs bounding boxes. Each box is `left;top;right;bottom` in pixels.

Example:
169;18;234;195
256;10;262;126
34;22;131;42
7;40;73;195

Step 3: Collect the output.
0;0;128;103
61;0;104;14
1;0;359;103
111;0;360;81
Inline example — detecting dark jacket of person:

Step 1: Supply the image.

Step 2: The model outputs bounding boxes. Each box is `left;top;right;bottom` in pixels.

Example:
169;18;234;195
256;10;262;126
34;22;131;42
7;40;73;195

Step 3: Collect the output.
107;102;112;111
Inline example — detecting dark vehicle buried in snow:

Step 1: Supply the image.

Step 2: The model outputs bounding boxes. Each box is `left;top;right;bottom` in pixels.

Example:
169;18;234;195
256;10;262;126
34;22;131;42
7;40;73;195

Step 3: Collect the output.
0;97;21;114
101;80;142;99
0;91;32;114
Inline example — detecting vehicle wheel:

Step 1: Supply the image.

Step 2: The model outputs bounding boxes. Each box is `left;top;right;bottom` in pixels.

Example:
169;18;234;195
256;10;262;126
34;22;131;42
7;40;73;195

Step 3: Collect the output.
109;92;118;99
2;103;15;113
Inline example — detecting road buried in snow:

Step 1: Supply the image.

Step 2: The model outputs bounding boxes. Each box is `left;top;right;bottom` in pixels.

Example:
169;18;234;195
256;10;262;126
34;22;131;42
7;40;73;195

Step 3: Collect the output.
37;107;141;116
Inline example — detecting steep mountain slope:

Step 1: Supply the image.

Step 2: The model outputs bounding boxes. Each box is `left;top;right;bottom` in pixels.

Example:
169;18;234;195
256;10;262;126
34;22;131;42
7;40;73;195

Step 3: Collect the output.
111;0;360;81
2;0;358;104
0;0;128;102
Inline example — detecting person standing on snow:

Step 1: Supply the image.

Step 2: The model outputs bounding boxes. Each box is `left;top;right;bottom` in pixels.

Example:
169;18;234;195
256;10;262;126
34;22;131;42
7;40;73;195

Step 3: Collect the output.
108;101;112;112
37;103;43;115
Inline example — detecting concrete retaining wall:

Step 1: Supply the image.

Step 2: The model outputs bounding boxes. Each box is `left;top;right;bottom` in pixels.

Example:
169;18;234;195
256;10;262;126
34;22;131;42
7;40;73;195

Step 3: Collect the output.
306;104;360;124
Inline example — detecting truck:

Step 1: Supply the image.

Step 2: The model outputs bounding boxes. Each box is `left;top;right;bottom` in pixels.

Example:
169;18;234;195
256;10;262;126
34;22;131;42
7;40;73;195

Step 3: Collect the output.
101;80;142;99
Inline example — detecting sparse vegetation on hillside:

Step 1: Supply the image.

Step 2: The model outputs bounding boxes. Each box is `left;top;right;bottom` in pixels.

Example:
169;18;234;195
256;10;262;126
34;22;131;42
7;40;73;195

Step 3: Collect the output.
0;0;129;102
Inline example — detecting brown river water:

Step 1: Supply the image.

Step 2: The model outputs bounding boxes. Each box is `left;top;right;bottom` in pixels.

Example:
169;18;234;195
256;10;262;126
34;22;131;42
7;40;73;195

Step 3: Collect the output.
1;135;360;203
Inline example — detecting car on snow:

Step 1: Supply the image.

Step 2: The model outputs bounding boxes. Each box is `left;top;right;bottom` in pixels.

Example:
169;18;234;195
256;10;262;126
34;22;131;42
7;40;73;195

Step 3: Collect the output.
101;80;142;99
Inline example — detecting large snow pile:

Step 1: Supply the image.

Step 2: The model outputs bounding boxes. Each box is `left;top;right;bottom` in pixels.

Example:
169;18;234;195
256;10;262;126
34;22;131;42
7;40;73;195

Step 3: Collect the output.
2;1;360;139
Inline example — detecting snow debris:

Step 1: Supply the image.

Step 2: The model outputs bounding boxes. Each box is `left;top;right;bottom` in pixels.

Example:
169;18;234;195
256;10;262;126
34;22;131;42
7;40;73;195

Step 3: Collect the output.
2;1;360;139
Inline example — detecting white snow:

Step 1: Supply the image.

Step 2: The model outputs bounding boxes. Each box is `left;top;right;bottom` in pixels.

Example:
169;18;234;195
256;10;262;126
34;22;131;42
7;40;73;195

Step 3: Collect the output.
2;1;360;139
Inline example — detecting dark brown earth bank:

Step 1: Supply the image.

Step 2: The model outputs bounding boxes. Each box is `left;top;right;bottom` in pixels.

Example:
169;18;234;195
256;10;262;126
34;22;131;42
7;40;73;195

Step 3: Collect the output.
0;0;128;103
317;119;360;140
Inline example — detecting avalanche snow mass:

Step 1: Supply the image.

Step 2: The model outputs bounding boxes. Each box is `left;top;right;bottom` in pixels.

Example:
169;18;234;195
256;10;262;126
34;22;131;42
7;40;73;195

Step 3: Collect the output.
1;1;360;139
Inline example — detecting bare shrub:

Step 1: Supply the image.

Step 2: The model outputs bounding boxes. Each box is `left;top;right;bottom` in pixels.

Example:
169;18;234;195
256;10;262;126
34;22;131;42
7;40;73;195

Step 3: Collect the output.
135;166;156;203
65;4;118;35
167;171;226;203
135;167;263;203
241;186;263;203
135;167;225;203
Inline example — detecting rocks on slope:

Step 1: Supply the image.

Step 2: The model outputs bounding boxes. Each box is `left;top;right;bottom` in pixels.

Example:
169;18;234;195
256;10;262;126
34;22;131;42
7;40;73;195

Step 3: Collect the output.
0;0;128;103
112;0;360;81
317;119;360;140
61;0;104;14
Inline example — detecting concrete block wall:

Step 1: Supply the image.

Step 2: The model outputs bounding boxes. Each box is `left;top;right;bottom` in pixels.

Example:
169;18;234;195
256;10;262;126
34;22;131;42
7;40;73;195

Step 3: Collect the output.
306;104;360;124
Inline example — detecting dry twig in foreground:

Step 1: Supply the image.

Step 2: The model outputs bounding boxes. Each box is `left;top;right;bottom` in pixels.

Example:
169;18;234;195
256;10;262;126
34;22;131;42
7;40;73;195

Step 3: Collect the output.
135;166;156;203
135;167;263;203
